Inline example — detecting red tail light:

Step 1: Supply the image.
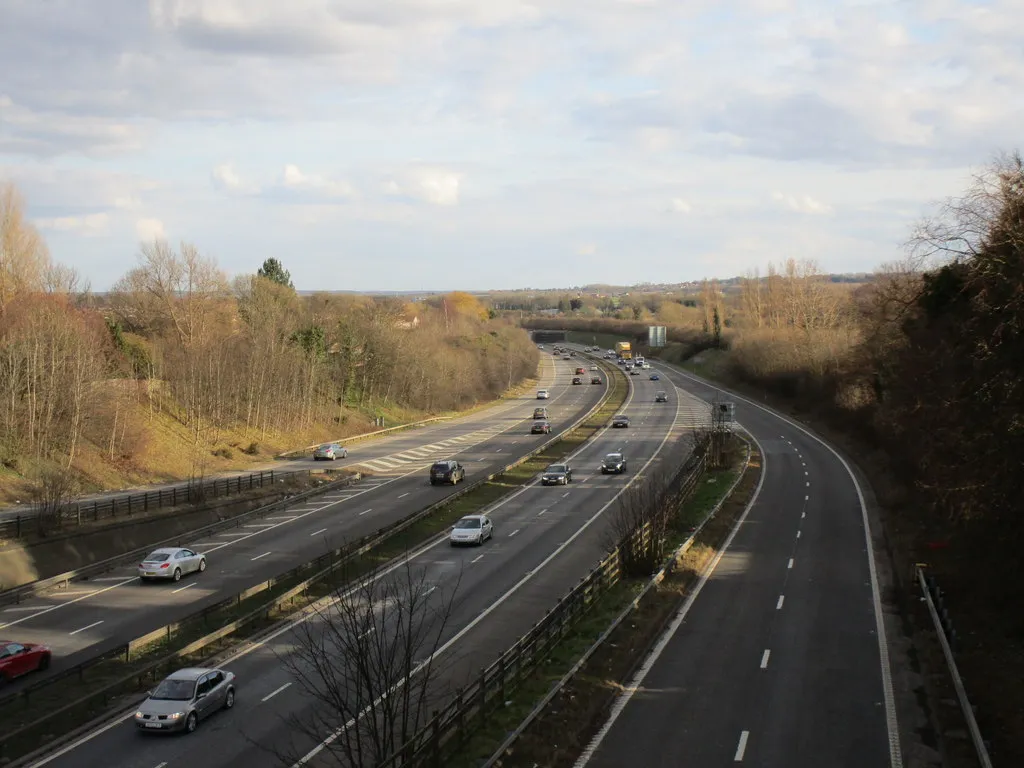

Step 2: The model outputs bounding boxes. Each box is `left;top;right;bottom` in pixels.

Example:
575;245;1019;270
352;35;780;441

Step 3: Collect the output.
160;563;170;569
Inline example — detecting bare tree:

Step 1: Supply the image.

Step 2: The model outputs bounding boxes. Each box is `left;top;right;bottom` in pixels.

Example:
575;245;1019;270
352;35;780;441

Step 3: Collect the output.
30;467;78;536
0;183;51;314
272;561;460;767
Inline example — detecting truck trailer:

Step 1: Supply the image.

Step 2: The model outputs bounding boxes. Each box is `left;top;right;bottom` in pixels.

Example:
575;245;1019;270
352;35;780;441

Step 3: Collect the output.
615;341;632;360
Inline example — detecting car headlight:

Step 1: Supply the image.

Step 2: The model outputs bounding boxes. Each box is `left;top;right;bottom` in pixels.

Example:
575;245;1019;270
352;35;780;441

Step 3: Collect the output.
135;711;144;718
167;712;184;720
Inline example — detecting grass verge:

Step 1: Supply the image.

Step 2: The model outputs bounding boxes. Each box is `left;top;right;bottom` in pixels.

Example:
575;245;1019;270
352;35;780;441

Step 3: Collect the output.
0;362;628;763
448;438;761;768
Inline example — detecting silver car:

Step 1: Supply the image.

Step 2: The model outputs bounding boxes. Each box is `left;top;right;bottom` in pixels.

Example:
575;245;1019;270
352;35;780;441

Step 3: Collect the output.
135;667;235;734
138;547;206;583
313;443;347;460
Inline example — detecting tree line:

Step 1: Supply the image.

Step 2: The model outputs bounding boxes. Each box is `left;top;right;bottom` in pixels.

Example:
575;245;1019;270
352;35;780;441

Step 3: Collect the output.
0;182;539;484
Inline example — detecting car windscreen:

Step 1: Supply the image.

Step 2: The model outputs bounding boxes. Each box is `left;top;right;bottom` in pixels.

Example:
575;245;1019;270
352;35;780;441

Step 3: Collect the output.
547;465;566;473
150;678;196;700
431;463;451;471
605;455;622;462
144;553;170;562
454;518;481;529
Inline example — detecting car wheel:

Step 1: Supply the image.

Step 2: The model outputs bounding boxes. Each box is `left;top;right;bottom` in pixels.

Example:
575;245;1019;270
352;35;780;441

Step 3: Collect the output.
38;653;50;671
173;568;182;583
223;687;235;710
198;559;207;573
185;712;198;733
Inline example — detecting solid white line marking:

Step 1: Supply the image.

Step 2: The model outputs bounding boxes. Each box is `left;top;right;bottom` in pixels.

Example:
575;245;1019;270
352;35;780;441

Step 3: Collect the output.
760;649;770;669
261;682;292;702
776;595;785;610
244;523;275;528
218;532;250;537
471;555;484;563
734;730;750;761
172;583;196;594
69;620;103;635
787;558;794;569
89;577;129;582
251;551;271;561
398;492;410;499
360;508;372;515
310;528;327;537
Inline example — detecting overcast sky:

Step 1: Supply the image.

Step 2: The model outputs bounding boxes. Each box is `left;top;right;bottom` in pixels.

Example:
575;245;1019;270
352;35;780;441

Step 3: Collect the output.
1;0;1020;292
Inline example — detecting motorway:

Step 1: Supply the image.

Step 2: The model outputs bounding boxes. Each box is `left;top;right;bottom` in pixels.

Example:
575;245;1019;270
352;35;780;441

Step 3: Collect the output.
0;353;605;690
31;352;712;768
575;356;901;768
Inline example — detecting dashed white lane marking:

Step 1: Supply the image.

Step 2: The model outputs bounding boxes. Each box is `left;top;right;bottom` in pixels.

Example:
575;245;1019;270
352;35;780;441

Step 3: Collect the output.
244;523;275;529
2;606;45;613
801;511;806;519
538;508;548;516
734;731;750;761
218;532;250;538
508;529;521;538
172;583;196;594
90;577;128;582
806;480;810;487
776;595;785;610
804;470;809;476
261;682;292;702
266;515;296;521
154;762;168;768
471;555;484;563
359;508;372;516
760;650;771;669
69;620;103;635
561;492;570;498
423;586;437;597
251;551;272;561
398;492;410;499
797;530;802;539
310;528;327;537
804;495;809;501
787;558;794;569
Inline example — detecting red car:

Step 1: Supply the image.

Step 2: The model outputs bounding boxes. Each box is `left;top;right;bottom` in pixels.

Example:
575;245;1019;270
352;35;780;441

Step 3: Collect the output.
0;641;51;683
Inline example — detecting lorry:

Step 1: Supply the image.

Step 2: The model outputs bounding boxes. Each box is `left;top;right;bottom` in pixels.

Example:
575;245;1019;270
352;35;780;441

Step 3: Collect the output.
615;341;632;360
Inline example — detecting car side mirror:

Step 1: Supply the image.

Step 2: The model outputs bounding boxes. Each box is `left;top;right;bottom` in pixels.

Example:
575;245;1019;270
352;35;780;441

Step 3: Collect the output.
196;692;206;700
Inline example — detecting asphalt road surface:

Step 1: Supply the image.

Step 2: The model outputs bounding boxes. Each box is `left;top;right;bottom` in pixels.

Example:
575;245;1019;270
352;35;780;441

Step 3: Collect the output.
575;356;900;768
0;354;606;691
30;353;712;768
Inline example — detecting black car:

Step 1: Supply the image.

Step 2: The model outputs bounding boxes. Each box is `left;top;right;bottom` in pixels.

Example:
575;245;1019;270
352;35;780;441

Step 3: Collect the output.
572;376;583;385
430;460;465;486
541;463;573;485
532;420;552;434
601;453;627;474
611;415;630;428
655;391;668;403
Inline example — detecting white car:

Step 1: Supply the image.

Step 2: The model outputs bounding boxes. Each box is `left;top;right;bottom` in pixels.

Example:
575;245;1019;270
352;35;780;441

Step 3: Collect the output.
139;548;206;583
641;362;651;369
450;515;493;546
536;389;550;399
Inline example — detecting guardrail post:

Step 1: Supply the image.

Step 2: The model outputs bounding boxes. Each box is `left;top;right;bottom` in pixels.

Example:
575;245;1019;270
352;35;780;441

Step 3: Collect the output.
15;515;20;539
430;711;441;768
478;668;487;725
499;657;506;703
127;495;132;516
111;497;117;518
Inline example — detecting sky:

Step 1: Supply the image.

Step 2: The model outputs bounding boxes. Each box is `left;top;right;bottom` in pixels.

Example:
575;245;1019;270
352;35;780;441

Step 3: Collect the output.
1;0;1021;292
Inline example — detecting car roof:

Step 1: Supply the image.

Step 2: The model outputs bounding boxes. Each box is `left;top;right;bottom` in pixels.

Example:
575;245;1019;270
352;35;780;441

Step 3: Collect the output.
166;667;216;681
606;452;622;458
459;514;486;522
146;547;183;556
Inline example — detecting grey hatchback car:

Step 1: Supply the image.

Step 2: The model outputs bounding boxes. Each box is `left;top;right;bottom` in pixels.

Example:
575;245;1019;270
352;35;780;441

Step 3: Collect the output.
135;667;236;734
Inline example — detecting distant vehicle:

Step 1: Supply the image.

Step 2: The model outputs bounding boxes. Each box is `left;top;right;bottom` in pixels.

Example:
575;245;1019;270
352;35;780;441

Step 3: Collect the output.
624;363;633;371
534;407;549;419
612;415;630;428
630;368;641;376
313;443;347;461
641;362;652;369
541;463;573;485
430;460;465;486
590;365;598;371
601;453;628;474
655;391;668;402
591;376;602;385
538;344;544;349
575;367;586;375
572;376;583;385
532;420;552;434
450;515;493;546
0;641;51;682
615;341;632;360
562;355;571;360
134;667;235;734
569;351;577;357
606;349;615;356
650;373;660;380
536;389;550;399
139;548;206;583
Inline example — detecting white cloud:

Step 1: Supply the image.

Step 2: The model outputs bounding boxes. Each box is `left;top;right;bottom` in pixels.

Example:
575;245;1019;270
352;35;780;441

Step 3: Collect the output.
668;198;692;214
384;167;461;206
576;243;597;256
771;191;834;215
211;163;260;194
136;217;166;241
280;164;356;200
35;212;109;236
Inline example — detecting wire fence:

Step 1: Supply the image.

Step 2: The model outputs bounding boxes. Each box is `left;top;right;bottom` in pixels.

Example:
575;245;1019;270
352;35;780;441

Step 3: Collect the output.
377;449;710;768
